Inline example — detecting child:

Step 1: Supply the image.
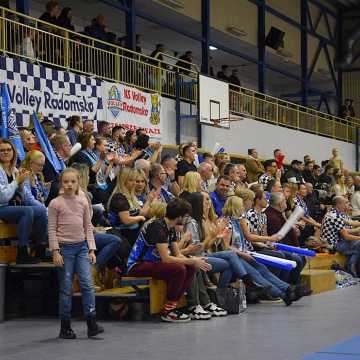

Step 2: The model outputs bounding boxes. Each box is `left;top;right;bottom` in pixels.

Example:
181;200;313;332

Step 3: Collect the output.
48;168;104;339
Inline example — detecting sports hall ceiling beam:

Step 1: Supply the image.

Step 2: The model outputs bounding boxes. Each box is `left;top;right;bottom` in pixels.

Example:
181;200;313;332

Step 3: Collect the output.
16;0;29;15
258;0;266;93
125;0;136;51
301;0;309;106
201;0;210;75
248;0;336;47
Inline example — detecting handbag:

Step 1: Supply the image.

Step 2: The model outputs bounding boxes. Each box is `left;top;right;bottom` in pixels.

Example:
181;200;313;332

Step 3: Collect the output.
215;281;246;314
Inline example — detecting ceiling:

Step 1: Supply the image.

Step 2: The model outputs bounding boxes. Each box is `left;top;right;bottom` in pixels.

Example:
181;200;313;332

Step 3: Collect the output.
331;0;360;9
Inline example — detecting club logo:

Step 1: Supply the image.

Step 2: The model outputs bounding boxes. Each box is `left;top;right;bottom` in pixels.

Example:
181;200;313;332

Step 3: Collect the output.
150;94;161;125
107;85;122;118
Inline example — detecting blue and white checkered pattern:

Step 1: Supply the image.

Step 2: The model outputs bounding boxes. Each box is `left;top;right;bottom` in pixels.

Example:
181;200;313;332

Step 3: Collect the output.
0;56;103;127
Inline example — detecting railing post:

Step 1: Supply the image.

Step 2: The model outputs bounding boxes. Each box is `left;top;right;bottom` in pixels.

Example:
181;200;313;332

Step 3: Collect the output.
64;31;69;70
1;8;5;53
115;48;120;82
356;127;359;172
175;72;181;145
297;108;300;130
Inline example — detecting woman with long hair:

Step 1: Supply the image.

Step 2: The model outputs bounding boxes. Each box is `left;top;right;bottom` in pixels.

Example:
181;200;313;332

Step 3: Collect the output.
0;139;47;263
181;191;272;307
221;195;301;305
134;169;148;206
108;167;156;245
332;173;347;197
21;150;49;208
180;171;202;195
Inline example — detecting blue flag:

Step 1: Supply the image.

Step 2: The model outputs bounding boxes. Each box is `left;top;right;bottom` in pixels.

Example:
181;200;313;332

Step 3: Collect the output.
0;83;25;160
32;111;65;174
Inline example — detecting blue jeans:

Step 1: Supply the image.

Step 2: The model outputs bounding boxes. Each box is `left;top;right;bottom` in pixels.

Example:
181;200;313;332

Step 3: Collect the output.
242;259;289;298
336;240;360;274
0;205;47;246
205;256;232;288
57;242;96;320
208;250;248;280
94;232;122;270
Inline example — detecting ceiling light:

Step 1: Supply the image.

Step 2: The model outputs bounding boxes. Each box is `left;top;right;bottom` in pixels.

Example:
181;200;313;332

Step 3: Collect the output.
209;45;218;51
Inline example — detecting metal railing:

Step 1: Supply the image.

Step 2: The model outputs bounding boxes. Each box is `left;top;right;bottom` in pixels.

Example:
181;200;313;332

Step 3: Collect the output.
0;6;198;103
0;6;359;143
229;85;358;143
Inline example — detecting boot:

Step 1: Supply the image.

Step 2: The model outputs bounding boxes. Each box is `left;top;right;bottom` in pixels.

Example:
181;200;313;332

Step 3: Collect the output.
86;315;104;338
59;319;76;339
16;246;39;264
34;244;52;262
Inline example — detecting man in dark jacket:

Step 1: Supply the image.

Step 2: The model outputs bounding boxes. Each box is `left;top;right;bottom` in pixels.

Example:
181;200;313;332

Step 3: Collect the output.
284;160;305;184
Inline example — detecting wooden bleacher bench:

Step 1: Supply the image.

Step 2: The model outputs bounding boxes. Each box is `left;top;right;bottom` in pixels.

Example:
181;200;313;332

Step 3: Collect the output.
301;253;347;294
0;220;17;263
75;273;185;315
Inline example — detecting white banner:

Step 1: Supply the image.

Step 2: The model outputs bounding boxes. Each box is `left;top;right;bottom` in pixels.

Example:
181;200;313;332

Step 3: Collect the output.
102;82;163;140
6;81;98;118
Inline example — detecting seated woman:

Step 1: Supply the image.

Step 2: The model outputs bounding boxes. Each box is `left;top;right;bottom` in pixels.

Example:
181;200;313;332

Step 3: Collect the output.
181;191;267;309
179;192;232;319
127;198;210;323
134;169;148;207
180;171;202;196
108;167;157;246
21;150;49;209
71;163;129;272
70;133;114;204
221;195;302;305
0;139;47;263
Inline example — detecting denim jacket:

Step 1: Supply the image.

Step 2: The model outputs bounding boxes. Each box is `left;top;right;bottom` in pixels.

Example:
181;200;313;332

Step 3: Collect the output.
0;165;18;207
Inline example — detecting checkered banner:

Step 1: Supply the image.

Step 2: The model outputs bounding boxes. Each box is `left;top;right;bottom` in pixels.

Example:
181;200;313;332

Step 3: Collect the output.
0;56;103;127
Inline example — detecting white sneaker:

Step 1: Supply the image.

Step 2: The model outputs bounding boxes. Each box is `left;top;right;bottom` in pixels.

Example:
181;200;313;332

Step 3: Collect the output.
188;305;212;320
204;302;228;317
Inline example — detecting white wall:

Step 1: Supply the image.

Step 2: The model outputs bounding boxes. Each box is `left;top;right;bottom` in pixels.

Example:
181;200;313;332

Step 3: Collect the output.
161;98;356;170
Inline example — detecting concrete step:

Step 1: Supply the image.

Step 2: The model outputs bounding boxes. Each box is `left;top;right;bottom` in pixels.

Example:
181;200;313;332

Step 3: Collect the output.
301;269;336;294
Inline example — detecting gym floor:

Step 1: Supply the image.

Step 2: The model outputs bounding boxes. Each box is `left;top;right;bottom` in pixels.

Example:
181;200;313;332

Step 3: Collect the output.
1;286;360;360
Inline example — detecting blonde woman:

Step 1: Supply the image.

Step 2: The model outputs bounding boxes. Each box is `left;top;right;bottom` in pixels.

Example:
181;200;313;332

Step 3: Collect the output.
107;167;157;245
332;173;347;197
135;169;148;206
21;150;49;208
181;171;202;194
221;196;298;305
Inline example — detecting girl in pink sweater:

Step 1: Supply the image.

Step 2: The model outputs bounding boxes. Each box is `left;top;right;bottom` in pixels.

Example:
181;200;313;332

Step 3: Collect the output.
48;168;104;339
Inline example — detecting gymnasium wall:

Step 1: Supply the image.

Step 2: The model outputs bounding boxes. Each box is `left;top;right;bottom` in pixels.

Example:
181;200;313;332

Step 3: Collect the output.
161;98;356;170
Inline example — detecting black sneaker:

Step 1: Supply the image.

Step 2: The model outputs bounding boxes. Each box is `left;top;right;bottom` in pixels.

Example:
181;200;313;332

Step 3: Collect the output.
282;286;295;306
204;303;227;317
259;295;283;304
16;246;40;264
161;309;191;323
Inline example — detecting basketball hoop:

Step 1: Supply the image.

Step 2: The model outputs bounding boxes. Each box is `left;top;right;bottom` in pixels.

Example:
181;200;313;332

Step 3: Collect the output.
209;115;244;128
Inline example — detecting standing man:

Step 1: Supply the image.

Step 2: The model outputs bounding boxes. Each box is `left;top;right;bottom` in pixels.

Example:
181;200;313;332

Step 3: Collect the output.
246;148;264;183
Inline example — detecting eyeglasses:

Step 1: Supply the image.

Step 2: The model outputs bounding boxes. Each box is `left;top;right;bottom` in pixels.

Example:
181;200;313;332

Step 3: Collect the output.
0;148;13;153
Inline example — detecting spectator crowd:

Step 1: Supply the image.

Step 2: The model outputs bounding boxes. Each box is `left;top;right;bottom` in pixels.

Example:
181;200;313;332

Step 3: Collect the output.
2;111;360;335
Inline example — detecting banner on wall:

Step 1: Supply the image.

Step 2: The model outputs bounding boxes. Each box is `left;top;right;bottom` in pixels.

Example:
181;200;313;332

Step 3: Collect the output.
0;56;103;127
102;82;163;140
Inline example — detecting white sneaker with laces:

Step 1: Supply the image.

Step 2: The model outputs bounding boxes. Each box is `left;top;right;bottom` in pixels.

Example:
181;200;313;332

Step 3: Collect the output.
204;302;228;317
188;305;212;320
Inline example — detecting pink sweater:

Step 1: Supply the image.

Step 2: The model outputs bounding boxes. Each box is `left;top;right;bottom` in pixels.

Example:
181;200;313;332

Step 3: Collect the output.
48;194;96;251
